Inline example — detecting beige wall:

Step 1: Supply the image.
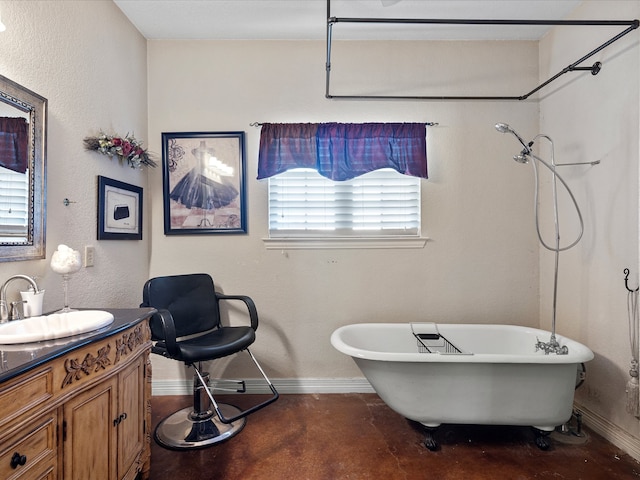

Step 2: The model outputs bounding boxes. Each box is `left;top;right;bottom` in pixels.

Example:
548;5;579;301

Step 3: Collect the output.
539;0;640;445
0;1;149;311
147;39;540;380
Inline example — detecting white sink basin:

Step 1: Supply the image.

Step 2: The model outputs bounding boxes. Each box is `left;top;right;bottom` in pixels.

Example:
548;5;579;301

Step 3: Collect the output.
0;310;114;344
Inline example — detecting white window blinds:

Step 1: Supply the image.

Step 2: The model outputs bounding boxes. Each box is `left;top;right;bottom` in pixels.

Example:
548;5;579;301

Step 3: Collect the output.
268;168;420;237
0;166;28;238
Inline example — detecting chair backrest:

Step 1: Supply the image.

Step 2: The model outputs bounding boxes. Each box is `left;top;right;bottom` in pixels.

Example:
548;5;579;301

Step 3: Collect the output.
141;273;221;340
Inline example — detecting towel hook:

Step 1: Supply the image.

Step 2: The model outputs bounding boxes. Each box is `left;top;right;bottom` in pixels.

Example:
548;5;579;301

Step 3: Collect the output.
624;268;638;293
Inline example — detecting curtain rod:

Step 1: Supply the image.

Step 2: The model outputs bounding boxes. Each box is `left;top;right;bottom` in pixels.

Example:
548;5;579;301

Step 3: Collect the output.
250;122;439;127
329;18;639;27
325;0;639;101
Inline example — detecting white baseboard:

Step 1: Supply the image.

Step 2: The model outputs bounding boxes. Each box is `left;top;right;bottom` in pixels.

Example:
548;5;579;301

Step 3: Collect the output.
152;378;375;396
574;402;640;462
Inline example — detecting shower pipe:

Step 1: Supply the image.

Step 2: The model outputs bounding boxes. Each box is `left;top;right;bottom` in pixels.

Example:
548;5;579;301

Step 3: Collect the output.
496;123;591;355
325;0;639;101
531;137;579;355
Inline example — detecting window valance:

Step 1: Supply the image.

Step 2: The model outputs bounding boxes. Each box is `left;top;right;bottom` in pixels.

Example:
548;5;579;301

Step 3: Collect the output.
0;117;28;174
257;122;427;181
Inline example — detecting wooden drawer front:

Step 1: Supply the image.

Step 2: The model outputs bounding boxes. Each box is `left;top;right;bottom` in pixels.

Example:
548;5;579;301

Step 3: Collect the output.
11;463;56;480
0;369;53;433
0;414;57;480
30;464;56;480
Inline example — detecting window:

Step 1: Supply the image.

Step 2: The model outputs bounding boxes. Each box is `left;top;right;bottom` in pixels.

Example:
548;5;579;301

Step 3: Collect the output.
268;168;420;238
0;166;29;240
259;122;428;248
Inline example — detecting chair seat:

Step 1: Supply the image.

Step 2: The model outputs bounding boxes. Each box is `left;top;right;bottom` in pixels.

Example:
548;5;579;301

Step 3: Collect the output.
156;326;256;363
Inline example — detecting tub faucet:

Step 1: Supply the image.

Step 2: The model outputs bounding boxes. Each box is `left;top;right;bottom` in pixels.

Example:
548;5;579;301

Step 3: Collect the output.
535;335;569;355
0;275;39;323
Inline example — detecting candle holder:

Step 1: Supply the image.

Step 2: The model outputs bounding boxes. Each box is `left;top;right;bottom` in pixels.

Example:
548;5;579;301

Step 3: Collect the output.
50;245;82;313
57;273;77;313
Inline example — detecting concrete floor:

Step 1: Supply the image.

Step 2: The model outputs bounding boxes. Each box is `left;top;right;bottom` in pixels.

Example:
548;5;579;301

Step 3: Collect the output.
149;393;640;479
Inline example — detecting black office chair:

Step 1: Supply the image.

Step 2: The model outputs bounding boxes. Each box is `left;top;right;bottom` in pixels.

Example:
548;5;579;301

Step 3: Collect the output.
141;273;278;449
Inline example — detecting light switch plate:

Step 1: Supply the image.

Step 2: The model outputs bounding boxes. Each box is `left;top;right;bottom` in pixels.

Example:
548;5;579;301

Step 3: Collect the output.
84;245;95;267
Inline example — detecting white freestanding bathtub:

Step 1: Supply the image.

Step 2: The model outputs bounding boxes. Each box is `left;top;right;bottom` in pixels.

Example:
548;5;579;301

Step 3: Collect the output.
331;323;594;450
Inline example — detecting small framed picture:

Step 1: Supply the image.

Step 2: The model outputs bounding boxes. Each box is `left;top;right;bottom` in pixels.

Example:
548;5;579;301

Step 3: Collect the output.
97;176;143;240
161;131;246;235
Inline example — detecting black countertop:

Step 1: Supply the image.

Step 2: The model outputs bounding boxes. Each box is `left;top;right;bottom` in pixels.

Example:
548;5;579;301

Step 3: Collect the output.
0;307;156;383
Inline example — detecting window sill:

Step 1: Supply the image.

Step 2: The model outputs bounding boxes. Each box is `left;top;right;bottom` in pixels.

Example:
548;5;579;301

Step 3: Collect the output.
262;237;429;250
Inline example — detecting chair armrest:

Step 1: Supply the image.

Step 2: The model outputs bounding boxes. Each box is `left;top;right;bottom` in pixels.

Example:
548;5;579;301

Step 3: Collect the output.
216;293;259;331
151;308;180;358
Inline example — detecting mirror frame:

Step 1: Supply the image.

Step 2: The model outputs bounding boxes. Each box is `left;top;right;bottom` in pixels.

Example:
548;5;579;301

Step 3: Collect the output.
0;74;47;261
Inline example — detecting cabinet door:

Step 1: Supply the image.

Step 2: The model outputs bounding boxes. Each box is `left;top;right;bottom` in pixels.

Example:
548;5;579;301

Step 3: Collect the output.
117;357;145;479
63;378;118;480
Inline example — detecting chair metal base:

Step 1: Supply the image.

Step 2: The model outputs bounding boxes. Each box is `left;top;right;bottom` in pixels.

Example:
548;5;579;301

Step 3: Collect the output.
154;403;246;449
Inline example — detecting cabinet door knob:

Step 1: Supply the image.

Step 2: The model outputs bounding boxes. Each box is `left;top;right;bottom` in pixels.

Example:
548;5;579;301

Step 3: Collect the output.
10;452;27;469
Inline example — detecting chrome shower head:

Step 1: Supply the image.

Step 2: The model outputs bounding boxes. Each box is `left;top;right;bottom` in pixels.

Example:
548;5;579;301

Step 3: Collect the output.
495;122;531;157
513;153;529;164
494;123;511;134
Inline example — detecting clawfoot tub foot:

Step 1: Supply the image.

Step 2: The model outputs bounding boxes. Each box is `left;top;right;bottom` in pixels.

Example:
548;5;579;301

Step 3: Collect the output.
423;426;439;451
533;428;551;450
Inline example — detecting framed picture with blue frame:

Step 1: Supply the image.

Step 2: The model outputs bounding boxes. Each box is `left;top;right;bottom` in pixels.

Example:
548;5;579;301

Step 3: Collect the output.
161;131;247;235
97;176;143;240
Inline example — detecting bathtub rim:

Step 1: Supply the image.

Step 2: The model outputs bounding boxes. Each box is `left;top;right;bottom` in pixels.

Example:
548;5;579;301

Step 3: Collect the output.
330;323;594;364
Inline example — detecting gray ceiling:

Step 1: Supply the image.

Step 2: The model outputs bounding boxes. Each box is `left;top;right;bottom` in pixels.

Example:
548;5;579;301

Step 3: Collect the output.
113;0;583;41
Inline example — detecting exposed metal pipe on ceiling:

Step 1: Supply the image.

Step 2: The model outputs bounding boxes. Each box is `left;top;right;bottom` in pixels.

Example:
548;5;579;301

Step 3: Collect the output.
325;0;639;101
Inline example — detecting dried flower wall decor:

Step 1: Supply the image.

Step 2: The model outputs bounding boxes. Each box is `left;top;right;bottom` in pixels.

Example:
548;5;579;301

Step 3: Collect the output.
84;132;157;169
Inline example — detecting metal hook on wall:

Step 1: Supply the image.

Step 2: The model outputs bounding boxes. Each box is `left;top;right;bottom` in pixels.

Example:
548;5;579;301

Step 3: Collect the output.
624;268;639;293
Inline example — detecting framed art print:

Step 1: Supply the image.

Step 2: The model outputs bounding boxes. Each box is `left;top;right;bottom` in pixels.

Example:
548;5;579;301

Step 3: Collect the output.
97;176;143;240
161;131;247;235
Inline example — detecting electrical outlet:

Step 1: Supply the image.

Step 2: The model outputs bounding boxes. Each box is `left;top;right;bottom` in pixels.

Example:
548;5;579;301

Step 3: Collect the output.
84;245;95;267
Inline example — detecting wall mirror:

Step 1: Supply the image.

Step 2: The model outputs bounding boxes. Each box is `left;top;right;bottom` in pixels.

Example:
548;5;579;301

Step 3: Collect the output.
0;74;47;261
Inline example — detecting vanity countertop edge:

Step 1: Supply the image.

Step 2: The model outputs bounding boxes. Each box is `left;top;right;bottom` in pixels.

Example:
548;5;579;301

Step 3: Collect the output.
0;307;157;383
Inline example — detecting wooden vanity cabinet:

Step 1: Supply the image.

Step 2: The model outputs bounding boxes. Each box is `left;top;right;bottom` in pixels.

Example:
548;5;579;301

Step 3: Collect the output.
0;315;152;480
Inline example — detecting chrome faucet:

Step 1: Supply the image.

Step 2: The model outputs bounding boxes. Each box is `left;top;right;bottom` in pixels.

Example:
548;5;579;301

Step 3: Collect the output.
535;335;569;355
0;275;39;323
